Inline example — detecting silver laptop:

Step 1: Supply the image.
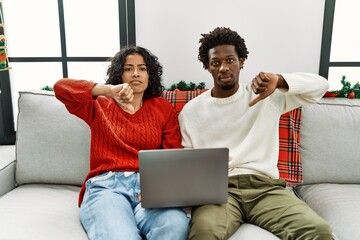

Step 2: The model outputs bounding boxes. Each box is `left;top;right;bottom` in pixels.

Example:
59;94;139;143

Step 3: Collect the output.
138;148;229;208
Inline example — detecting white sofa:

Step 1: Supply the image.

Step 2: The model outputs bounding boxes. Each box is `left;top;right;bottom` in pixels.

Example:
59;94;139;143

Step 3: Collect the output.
0;90;359;239
294;97;360;240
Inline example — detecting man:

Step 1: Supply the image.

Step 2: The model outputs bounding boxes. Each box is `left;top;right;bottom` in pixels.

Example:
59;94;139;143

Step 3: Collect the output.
178;27;332;240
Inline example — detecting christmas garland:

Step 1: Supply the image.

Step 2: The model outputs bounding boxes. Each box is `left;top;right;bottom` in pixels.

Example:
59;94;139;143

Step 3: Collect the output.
41;81;207;92
324;75;360;99
167;80;206;91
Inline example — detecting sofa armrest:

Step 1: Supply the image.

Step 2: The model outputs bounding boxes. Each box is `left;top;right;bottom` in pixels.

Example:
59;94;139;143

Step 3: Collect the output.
0;145;16;197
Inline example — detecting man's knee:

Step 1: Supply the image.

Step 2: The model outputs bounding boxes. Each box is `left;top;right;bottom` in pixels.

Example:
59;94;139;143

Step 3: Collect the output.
306;221;333;240
189;226;227;240
189;215;227;240
290;219;333;240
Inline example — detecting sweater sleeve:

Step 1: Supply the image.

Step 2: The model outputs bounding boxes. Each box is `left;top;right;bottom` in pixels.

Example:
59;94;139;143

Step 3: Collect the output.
272;72;329;113
53;78;97;125
178;111;193;149
160;102;183;149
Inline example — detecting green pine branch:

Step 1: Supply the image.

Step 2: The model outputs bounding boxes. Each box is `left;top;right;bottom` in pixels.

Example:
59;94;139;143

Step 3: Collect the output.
329;75;360;98
167;80;206;91
41;85;54;91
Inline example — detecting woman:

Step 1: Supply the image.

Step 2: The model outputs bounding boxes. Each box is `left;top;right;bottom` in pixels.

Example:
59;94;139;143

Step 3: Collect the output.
54;46;189;240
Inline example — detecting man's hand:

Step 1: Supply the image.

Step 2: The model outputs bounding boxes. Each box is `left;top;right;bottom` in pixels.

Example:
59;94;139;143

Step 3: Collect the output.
249;72;287;107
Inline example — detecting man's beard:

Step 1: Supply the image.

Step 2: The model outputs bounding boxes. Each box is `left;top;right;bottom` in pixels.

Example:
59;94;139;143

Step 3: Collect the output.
219;82;236;91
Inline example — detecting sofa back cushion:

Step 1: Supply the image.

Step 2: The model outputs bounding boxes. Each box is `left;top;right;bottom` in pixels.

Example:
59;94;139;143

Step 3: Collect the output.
162;90;303;185
300;98;360;184
15;89;304;186
16;90;90;186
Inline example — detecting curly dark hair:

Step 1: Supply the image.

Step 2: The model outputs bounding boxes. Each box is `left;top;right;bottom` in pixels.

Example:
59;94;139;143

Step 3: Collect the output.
198;27;249;70
105;46;164;100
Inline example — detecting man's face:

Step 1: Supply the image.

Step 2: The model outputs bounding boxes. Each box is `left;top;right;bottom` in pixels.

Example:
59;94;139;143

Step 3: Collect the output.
208;45;244;95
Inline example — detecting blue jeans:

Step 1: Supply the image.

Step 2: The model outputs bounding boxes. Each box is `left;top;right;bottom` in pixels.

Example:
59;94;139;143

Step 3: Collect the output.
80;171;189;240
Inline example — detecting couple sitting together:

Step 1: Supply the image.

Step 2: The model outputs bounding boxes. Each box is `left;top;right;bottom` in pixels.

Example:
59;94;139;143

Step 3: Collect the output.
54;27;333;240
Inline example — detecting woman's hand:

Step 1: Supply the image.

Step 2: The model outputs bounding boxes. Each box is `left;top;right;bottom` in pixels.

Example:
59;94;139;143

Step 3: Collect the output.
110;83;135;113
92;83;136;113
110;83;134;103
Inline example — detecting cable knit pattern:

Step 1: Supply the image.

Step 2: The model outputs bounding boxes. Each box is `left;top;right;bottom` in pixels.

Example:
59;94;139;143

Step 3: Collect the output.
54;79;182;206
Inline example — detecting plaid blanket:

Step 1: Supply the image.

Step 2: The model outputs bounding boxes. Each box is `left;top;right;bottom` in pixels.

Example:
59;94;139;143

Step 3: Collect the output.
162;90;303;185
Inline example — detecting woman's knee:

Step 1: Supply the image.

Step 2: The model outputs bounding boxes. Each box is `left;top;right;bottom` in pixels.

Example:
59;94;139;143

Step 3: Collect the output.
164;209;189;232
146;209;189;240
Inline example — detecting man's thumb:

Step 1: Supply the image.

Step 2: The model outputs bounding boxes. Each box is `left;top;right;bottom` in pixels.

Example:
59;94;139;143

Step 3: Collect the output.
248;96;262;107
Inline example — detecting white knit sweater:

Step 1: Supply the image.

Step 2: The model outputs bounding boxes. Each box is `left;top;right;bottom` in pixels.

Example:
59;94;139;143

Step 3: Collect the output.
178;72;329;179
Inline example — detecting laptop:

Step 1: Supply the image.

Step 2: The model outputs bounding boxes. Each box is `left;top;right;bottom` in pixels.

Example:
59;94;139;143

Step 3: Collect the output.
138;148;229;208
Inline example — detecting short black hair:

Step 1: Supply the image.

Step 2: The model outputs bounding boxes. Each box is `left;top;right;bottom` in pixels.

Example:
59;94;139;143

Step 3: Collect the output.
105;46;164;100
198;27;249;70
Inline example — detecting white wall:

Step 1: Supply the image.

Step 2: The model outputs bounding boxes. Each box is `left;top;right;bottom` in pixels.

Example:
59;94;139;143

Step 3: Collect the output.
135;0;326;89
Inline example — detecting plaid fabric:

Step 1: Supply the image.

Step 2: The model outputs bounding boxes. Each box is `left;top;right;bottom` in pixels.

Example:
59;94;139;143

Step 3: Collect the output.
161;89;303;185
0;36;8;69
0;49;7;69
162;89;207;115
278;108;302;185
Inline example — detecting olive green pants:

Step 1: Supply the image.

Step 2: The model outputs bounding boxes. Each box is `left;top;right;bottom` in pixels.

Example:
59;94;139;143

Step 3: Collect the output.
189;174;332;240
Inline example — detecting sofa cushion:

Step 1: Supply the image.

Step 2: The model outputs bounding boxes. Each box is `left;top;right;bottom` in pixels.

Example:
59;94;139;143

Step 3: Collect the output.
0;185;279;240
16;90;90;186
300;98;360;184
0;145;16;196
0;184;87;240
229;223;280;240
162;90;303;185
295;183;360;240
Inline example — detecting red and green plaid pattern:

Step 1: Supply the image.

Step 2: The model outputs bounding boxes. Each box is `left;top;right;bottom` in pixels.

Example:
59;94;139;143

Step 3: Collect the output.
162;89;207;115
278;108;302;185
162;89;303;185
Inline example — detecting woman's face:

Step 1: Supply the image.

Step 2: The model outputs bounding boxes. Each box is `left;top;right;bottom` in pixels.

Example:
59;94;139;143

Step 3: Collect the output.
121;53;149;94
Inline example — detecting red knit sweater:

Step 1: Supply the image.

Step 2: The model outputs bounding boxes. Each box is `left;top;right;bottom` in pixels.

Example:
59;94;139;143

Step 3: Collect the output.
54;79;182;206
